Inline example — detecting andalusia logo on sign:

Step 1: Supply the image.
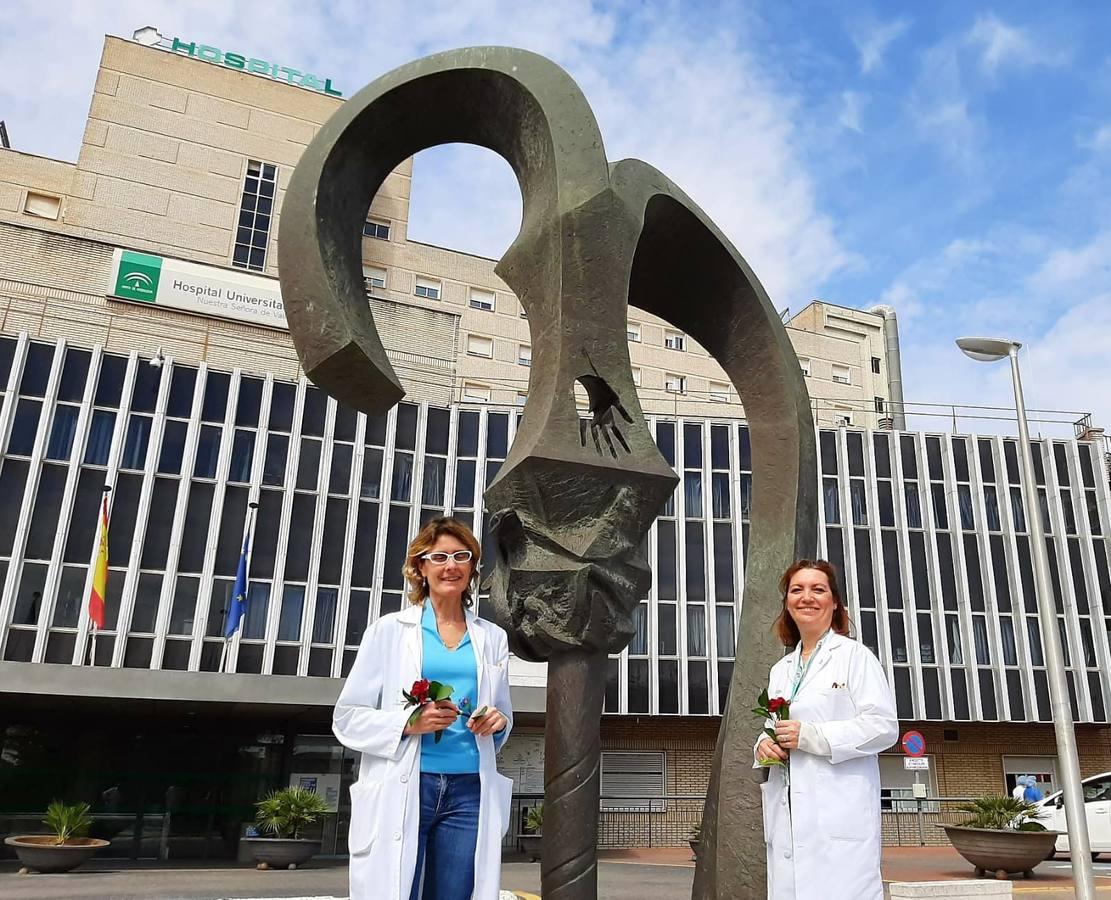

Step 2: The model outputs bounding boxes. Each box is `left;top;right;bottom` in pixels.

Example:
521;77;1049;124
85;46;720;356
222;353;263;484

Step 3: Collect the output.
114;251;163;302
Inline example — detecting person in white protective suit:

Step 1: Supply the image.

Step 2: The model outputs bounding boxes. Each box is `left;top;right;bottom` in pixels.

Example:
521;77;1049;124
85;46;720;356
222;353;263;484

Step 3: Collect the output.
754;559;899;900
333;516;514;900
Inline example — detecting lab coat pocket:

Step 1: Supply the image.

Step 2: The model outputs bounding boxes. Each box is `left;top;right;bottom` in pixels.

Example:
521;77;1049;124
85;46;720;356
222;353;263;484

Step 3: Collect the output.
819;772;868;841
347;780;383;855
489;772;515;837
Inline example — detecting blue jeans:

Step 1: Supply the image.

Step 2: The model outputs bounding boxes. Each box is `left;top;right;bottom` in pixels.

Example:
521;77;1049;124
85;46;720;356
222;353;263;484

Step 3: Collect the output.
409;772;480;900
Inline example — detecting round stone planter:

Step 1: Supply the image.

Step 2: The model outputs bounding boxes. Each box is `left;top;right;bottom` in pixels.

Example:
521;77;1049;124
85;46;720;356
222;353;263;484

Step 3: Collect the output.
939;825;1063;879
4;835;109;874
518;833;542;862
241;837;321;870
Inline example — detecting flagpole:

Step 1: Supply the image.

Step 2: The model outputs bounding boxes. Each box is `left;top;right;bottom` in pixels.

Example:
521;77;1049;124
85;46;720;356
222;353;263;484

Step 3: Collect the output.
222;501;260;674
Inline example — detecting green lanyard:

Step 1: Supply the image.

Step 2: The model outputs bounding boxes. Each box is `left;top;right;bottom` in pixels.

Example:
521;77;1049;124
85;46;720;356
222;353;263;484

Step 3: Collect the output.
789;630;829;702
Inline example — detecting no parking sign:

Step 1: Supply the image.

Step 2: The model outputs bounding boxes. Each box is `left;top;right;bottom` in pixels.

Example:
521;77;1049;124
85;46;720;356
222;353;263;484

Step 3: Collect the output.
901;730;926;757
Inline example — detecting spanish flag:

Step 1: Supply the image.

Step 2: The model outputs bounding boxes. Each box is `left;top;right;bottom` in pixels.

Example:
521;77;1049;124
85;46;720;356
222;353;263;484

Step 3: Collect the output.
88;495;109;629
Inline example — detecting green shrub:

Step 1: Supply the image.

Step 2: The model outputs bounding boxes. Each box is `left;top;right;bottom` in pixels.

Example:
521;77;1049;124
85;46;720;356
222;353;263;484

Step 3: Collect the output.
254;787;330;839
955;794;1047;831
525;803;543;835
43;800;93;845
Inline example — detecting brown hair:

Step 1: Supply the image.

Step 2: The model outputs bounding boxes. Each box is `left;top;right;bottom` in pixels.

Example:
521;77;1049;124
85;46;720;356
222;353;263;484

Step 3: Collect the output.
773;559;851;647
402;516;482;608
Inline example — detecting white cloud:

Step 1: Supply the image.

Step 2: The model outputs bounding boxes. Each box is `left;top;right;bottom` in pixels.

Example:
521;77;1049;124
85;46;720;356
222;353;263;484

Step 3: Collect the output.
852;18;910;74
839;91;865;132
966;14;1066;75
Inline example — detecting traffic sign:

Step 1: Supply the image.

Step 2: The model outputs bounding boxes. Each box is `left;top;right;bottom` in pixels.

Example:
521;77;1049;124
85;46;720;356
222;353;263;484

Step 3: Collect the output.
901;730;926;757
904;757;930;770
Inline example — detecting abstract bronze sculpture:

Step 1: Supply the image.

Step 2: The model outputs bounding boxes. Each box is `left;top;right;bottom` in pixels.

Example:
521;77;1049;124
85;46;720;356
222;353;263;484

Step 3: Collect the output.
278;47;817;900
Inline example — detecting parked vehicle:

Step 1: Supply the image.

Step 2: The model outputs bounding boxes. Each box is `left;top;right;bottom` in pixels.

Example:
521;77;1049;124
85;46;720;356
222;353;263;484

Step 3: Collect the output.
1035;770;1111;860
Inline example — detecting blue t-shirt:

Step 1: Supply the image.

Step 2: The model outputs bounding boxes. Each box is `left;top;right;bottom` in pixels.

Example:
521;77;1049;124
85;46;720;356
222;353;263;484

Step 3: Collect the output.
419;602;480;774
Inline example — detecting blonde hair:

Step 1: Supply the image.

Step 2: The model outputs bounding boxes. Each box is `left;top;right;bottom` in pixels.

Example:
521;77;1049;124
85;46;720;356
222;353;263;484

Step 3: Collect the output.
402;517;482;608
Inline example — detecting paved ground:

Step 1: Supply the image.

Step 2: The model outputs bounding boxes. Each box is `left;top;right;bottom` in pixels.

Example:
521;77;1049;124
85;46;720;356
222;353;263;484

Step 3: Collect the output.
2;847;1109;899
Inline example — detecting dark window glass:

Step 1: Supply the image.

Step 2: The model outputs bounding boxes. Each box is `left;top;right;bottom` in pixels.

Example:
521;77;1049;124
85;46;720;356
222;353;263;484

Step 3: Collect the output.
1033;669;1050;720
931;482;948;530
889;612;907;662
332;403;357;442
312;588;339;644
395;403;418;451
951;669;970;719
95;355;127;407
488;412;509;458
269;381;295;432
714;522;734;599
823;478;840;525
297;438;321;491
657;520;677;602
1088;672;1105;721
659;659;679;714
946;614;964;665
179;483;215;572
923;668;942;719
1030;442;1046;485
978;439;996;483
683;423;703;469
957;484;974;530
628;659;650;714
688;660;709;714
302;387;327;437
52;565;86;628
882;531;902;608
1068;539;1090;614
1027;617;1044;666
8;398;42;455
860;610;878;655
978;669;998;720
232;377;262;428
425;408;450;456
120;414;152;470
964;535;984;611
140;478;178;569
454;459;475;507
900;435;917;478
284;493;316;580
131;363;161;413
1093;539;1111;617
1016;536;1037;612
739;473;752;521
983;486;1001;531
11;561;47;626
167;366;197;417
250;490;282;578
1003;441;1020;484
926;436;944;480
193;425;221;478
244;582;271;638
904;482;922;529
318;499;348;585
201;371;230;422
422;456;446;507
990;535;1010;611
1006;670;1025;720
1053;443;1070;486
604;658;620;713
657;602;677;656
825;528;845;590
330;443;353;495
1087;491;1102;536
262;433;288;486
391;451;413;502
107;474;142;567
655;421;676;466
1010;487;1027;532
382;505;409;591
937;534;958;611
228;430;254;483
711;425;729;470
0;338;16;387
26;464;66;559
873;433;891;478
738;426;751;471
1046;539;1064;614
365;413;387;447
847;431;865;476
893;667;912;719
878;481;894;527
360;447;383;500
819;431;838;476
129;573;163;634
854;530;875;608
1080;445;1097;489
685;523;706;601
20;343;54;396
58;349;90;402
352;504;381;588
917;612;935;662
850;480;868;526
277;585;305;642
346;590;370;644
64;469;106;563
457;411;480;456
45;405;79;461
952;438;969;482
158;419;187;474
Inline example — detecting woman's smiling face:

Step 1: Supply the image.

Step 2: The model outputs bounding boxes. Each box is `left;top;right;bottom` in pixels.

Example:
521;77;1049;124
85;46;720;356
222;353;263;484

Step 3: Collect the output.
785;566;835;635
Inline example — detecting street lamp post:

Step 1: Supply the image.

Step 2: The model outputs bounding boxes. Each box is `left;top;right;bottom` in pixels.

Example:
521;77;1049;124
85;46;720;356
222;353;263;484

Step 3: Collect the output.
956;337;1095;898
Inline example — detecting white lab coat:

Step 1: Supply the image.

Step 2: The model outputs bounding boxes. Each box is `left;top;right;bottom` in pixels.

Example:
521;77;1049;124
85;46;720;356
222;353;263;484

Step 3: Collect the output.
754;633;899;900
333;603;515;900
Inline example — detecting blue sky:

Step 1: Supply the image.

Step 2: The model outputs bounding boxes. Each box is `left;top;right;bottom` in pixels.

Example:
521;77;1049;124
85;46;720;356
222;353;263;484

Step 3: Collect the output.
1;1;1108;435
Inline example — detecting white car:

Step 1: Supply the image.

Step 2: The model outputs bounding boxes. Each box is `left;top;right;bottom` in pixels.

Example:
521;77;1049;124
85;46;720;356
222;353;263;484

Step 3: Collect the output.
1035;771;1111;860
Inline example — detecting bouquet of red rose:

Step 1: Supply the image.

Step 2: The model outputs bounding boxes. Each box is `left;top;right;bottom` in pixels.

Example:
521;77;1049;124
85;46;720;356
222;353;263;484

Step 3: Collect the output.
403;678;456;743
752;688;790;767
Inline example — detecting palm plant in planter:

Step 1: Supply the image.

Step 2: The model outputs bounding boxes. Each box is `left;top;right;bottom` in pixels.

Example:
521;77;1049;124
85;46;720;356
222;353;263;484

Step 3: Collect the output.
940;794;1060;880
519;802;543;862
4;800;110;874
242;786;330;870
688;821;702;860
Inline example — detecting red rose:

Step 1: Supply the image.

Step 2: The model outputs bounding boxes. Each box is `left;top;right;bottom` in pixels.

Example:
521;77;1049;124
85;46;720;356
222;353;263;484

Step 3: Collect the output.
411;679;431;703
767;697;789;715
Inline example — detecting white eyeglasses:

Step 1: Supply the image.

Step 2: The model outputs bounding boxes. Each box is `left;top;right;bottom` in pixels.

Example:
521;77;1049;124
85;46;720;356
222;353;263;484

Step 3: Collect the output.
420;550;474;565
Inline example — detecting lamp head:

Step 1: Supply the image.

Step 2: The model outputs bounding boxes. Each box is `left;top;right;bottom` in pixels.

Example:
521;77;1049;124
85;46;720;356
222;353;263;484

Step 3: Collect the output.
955;336;1021;362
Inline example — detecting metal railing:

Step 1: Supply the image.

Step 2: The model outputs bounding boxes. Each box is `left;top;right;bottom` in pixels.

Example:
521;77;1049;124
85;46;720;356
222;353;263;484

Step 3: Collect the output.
882;796;977;847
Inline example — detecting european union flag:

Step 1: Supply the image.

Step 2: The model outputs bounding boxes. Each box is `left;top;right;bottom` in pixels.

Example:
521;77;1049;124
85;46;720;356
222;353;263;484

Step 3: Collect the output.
224;528;251;639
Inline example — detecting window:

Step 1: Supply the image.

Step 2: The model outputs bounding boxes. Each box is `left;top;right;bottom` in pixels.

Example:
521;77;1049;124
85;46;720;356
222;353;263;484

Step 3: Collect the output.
232;160;277;271
363;265;386;291
465;335;493;358
518;344;532;367
835;407;854;427
469;288;495;311
879;755;939;812
664;330;685;351
23;191;61;220
363;217;390;240
872;356;882;375
515;392;528;406
631;367;641;386
799;357;811;376
462;382;490;403
874;396;885;413
832;364;851;385
709;381;730;403
600;751;666;812
414;276;441;300
627;322;641;343
664;373;686;394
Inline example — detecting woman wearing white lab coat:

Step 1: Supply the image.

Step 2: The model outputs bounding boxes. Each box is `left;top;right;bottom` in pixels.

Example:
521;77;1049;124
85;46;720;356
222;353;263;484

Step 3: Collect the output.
754;559;899;900
334;517;515;900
